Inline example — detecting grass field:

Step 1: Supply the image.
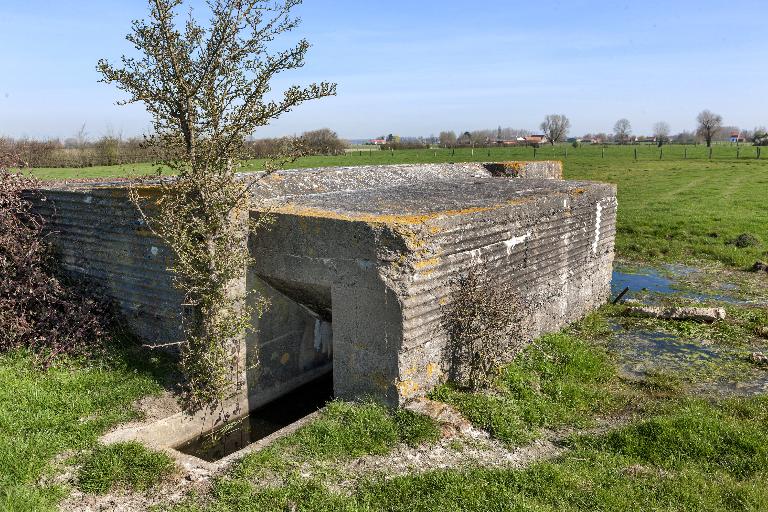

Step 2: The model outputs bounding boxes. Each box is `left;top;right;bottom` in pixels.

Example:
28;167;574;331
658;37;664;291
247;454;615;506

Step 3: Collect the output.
30;144;768;269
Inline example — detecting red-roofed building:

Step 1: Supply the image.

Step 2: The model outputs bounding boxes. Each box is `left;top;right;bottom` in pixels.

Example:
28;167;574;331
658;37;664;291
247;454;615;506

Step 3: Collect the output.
729;131;746;143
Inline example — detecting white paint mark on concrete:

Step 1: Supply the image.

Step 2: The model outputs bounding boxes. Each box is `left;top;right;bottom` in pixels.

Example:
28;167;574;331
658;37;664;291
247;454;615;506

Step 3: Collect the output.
150;246;159;256
503;231;532;256
469;249;483;264
84;196;93;204
592;202;603;254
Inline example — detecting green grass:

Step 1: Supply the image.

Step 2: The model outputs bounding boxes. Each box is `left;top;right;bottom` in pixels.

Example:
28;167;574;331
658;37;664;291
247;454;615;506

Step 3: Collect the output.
77;442;176;495
231;400;440;483
569;398;768;479
29;144;768;269
168;398;768;512
431;332;625;446
0;348;166;511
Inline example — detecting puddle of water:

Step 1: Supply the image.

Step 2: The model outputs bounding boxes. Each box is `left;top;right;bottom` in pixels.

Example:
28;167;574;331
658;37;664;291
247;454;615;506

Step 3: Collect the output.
611;264;750;305
608;323;768;396
176;373;334;462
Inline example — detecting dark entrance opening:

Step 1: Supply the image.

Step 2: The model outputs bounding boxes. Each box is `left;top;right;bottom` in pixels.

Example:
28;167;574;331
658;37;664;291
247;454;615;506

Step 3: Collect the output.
176;372;334;462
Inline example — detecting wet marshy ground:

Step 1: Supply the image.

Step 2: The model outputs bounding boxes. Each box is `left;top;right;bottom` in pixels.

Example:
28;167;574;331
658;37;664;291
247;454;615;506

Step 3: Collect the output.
608;261;768;397
611;262;761;305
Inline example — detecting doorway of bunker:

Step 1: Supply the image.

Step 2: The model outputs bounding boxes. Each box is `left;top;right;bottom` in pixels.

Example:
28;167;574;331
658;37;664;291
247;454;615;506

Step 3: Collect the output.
175;371;334;462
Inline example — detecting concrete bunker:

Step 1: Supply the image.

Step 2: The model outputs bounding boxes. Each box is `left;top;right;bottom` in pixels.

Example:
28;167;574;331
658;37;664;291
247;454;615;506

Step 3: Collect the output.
34;161;616;463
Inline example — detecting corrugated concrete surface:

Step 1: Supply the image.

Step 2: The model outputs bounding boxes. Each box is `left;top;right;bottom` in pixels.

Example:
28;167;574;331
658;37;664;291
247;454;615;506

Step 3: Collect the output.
33;162;614;408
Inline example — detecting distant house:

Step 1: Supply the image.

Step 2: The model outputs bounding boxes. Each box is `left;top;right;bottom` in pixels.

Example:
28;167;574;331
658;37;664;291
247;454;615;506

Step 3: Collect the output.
729;131;746;143
494;139;520;146
524;135;548;146
369;138;387;145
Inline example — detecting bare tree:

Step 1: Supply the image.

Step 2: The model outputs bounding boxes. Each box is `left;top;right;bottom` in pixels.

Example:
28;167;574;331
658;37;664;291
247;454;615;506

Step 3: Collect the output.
75;123;89;148
98;0;336;410
439;131;457;147
299;128;347;155
614;119;632;144
696;110;723;147
540;114;570;146
653;122;671;147
470;129;494;145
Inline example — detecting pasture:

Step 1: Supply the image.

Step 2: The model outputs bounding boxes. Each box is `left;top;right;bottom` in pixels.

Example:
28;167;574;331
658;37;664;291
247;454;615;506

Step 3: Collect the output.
30;144;768;270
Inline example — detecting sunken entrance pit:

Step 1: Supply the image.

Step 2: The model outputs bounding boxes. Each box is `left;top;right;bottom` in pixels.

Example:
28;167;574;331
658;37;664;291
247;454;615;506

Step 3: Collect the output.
34;161;616;413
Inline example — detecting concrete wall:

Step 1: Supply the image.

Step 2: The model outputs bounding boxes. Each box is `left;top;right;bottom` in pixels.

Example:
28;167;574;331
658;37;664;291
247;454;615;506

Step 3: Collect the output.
250;177;616;405
33;185;331;408
33;186;185;343
34;162;614;408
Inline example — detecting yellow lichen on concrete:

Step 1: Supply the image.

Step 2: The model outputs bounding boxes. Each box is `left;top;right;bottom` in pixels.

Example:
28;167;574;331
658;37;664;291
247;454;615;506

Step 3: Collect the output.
396;378;420;398
426;362;439;379
413;257;441;270
268;203;513;226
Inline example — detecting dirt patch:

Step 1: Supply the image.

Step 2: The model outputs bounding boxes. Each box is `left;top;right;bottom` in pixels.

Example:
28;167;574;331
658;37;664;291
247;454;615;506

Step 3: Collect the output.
342;427;562;480
58;474;209;512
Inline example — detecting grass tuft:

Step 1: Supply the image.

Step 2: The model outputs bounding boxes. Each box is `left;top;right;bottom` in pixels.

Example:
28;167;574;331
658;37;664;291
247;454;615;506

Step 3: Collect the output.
394;409;442;447
77;442;176;494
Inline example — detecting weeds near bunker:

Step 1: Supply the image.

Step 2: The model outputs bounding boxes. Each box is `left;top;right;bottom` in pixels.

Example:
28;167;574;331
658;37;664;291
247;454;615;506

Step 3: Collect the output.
97;0;336;410
441;265;521;391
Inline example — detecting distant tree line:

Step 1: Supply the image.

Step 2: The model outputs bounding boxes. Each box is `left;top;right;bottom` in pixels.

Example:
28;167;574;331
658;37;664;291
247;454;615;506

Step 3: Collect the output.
245;128;348;158
431;110;768;149
438;127;532;147
0;127;348;168
0;134;158;168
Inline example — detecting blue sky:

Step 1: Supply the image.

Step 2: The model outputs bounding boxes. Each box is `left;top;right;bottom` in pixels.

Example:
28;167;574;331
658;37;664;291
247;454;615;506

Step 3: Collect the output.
0;0;765;140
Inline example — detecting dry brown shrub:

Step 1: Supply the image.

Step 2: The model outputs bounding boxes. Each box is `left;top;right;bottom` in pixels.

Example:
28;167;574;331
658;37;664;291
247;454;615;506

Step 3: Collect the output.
441;265;522;390
0;153;109;364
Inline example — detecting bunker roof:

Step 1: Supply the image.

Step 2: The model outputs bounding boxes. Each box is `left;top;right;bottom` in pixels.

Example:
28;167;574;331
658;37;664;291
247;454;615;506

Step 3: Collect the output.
264;178;611;225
